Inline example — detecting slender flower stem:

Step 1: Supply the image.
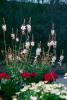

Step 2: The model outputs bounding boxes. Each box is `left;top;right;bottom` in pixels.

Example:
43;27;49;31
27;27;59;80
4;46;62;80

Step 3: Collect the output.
19;34;22;52
11;40;14;66
3;31;6;55
14;40;17;61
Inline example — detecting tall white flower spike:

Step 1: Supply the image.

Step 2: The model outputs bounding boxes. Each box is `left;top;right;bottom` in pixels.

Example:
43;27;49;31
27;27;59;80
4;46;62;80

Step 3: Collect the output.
64;73;67;79
21;18;26;35
26;17;31;33
2;24;7;32
58;50;64;66
2;17;7;32
36;42;41;56
15;29;19;42
25;41;30;49
11;28;15;39
22;49;28;54
51;55;56;65
31;34;35;47
51;23;55;36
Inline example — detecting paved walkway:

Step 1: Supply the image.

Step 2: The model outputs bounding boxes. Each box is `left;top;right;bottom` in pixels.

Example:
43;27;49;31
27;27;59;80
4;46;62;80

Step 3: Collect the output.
55;76;67;87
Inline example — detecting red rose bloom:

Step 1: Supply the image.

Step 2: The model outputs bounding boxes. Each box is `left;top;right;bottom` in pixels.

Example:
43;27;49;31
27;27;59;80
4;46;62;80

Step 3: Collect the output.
0;72;10;80
0;72;6;79
5;75;11;79
21;71;31;79
44;71;58;82
30;72;37;77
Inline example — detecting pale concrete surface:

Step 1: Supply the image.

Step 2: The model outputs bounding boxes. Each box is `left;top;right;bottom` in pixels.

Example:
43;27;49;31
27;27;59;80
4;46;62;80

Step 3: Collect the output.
55;76;67;87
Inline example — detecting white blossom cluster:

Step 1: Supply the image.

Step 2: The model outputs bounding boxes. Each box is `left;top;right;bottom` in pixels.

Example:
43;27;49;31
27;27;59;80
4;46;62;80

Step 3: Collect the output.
13;81;67;100
51;55;56;65
64;73;67;79
2;24;7;32
21;18;31;35
2;18;64;66
47;40;57;48
58;54;64;66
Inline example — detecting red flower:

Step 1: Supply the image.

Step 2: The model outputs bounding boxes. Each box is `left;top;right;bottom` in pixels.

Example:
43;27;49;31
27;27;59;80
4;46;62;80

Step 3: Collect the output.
5;75;11;79
0;72;7;79
21;71;31;79
21;71;37;79
51;71;58;79
44;71;58;82
0;72;11;80
30;72;37;77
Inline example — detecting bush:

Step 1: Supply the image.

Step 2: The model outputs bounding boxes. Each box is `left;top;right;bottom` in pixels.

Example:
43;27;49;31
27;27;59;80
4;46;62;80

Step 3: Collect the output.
15;82;66;100
0;80;18;100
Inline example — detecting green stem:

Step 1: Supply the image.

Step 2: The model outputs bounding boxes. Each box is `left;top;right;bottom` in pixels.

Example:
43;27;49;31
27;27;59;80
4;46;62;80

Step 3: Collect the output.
3;31;6;55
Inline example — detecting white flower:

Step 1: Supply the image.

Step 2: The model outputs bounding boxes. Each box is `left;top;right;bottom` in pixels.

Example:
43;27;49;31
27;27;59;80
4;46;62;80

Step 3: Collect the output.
64;73;67;77
33;56;37;64
53;41;57;48
2;24;7;32
25;41;30;49
60;55;64;61
36;48;41;56
21;25;26;35
51;29;55;36
18;82;67;100
64;87;67;90
12;96;17;100
31;41;34;47
44;81;48;84
19;69;23;73
37;81;44;86
21;25;26;31
11;34;15;39
20;85;30;92
1;78;7;84
50;40;54;46
47;42;50;47
47;40;57;47
34;56;37;61
60;95;67;99
15;92;20;95
35;56;37;59
64;77;67;79
22;49;28;54
61;90;67;95
16;56;21;61
26;24;31;33
51;56;56;63
58;55;64;66
16;37;19;42
55;92;60;95
40;96;42;99
34;89;40;92
57;83;64;88
31;83;36;87
8;54;12;61
30;96;37;100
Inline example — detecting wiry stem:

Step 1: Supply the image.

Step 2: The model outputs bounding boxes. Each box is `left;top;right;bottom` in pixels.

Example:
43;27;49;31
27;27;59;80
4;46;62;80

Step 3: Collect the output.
19;33;22;52
3;31;6;56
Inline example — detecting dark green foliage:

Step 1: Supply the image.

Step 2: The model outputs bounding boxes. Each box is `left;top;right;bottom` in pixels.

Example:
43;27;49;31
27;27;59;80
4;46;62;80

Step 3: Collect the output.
20;91;65;100
5;63;51;83
41;93;65;100
0;0;6;3
0;80;18;100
